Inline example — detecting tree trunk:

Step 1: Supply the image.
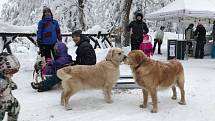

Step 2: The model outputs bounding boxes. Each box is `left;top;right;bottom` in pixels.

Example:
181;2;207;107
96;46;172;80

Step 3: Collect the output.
120;0;133;47
78;0;86;31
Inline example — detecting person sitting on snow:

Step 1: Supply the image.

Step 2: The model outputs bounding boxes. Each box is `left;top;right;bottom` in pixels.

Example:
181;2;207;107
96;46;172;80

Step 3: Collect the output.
31;42;73;92
71;30;97;65
0;52;20;121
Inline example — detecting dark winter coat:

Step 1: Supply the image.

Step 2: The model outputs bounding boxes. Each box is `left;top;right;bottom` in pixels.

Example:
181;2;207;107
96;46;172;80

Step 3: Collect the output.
37;16;62;45
128;13;149;50
128;21;149;37
75;35;96;65
194;25;206;44
185;27;194;40
44;42;73;75
212;24;215;41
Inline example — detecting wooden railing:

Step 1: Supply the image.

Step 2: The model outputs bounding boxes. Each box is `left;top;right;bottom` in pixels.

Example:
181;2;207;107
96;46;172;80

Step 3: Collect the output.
0;32;114;53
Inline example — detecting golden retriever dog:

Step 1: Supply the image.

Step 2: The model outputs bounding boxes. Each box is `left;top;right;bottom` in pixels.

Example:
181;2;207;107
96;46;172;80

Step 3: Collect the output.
125;50;186;113
57;48;126;110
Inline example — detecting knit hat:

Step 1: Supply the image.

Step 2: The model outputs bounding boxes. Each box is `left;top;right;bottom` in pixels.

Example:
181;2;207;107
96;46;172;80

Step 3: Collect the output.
72;30;82;37
43;6;51;13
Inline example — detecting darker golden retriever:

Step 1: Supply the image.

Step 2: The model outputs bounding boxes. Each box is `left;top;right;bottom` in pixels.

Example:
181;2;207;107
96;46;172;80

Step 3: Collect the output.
57;48;126;110
125;50;186;113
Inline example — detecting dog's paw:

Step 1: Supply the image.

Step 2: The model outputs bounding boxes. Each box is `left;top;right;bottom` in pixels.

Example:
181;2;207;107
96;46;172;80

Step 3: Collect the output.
65;106;73;111
171;96;177;100
151;109;158;113
139;104;147;108
178;101;186;105
106;100;113;104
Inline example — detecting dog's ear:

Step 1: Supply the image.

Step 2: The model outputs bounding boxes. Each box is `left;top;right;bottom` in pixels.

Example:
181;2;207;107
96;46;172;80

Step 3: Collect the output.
106;49;115;61
134;50;146;64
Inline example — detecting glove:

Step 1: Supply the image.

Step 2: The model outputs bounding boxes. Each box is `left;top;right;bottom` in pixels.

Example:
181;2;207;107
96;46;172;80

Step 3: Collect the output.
37;39;42;47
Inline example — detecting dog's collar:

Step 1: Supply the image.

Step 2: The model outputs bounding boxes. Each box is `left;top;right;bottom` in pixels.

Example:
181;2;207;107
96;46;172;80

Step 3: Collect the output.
106;59;118;66
134;60;146;71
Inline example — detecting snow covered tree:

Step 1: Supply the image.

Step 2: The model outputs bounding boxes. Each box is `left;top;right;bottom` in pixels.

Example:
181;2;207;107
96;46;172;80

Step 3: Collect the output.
78;0;86;31
120;0;133;47
1;0;175;34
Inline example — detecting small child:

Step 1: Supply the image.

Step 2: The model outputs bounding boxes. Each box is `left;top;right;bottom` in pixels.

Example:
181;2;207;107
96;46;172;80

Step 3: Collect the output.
0;52;20;121
31;42;73;92
139;34;154;58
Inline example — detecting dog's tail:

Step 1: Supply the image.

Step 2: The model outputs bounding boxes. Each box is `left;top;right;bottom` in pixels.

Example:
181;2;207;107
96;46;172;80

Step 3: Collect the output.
57;67;72;81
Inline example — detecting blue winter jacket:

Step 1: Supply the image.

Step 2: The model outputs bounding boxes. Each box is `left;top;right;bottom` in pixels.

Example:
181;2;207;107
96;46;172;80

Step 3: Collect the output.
37;17;62;45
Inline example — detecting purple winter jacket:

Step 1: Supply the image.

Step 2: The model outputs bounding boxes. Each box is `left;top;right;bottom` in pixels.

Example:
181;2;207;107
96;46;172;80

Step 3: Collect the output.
44;42;73;75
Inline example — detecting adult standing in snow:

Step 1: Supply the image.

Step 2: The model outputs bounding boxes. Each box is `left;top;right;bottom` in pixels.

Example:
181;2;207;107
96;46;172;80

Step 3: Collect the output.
185;23;194;56
71;30;97;65
128;13;149;51
194;24;206;59
37;6;62;61
212;21;215;43
153;26;165;55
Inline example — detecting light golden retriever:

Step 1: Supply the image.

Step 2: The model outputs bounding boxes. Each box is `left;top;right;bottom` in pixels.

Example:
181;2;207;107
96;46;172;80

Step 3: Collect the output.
57;48;126;110
125;50;186;113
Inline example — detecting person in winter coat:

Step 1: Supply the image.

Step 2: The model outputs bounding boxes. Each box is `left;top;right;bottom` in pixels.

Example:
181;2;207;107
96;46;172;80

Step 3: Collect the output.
42;42;73;75
0;52;20;121
139;34;153;58
194;24;206;59
153;26;165;55
31;42;73;92
185;23;194;55
212;21;215;43
37;6;62;61
72;30;97;65
128;13;149;51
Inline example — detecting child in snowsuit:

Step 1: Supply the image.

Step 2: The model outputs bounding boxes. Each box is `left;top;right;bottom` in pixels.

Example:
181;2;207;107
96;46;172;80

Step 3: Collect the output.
139;34;153;58
31;42;73;92
0;52;20;121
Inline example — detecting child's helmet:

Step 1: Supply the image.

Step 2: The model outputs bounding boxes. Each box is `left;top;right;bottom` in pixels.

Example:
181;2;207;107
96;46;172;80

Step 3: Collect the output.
0;52;20;74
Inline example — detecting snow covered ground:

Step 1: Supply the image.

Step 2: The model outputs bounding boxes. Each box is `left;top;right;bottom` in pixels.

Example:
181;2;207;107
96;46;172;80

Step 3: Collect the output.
0;29;214;121
2;39;214;121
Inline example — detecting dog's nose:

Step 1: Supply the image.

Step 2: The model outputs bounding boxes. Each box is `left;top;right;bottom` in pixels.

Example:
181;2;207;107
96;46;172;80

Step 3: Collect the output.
123;55;127;61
